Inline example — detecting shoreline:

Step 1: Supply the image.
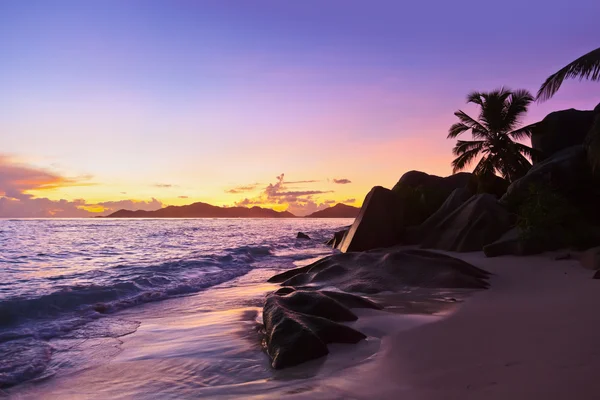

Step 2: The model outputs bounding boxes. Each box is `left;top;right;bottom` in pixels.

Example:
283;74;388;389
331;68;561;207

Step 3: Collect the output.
9;247;600;399
288;250;600;399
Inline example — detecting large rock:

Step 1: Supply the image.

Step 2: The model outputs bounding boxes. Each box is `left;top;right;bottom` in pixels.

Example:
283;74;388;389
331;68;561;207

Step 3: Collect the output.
421;194;513;252
392;171;473;194
263;291;368;369
338;186;404;252
268;248;491;293
391;171;474;226
500;145;590;210
482;227;550;257
531;108;596;162
408;187;473;244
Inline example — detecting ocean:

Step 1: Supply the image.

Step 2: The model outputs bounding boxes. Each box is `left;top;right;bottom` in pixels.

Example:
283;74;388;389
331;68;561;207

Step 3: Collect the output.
0;218;354;395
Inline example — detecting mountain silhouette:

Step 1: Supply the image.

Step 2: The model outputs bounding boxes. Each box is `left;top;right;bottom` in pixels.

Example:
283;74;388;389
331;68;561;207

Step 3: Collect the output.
105;202;296;218
305;203;360;218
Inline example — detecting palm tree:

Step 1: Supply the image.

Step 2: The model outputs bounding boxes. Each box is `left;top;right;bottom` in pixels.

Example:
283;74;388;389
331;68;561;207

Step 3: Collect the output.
537;47;600;102
448;88;537;182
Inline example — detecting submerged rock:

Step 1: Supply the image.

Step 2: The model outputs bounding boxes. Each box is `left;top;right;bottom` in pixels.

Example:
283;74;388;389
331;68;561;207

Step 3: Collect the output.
262;291;367;369
296;232;310;239
420;194;513;252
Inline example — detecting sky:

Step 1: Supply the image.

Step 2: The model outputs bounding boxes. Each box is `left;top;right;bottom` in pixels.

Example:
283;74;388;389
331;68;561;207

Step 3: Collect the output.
1;0;599;217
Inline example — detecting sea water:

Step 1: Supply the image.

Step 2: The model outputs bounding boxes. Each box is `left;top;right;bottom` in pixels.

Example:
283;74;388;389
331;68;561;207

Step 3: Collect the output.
0;218;353;394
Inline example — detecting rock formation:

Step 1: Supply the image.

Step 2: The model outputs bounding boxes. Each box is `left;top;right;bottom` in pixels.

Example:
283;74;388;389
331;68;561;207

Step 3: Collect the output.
420;194;513;252
338;186;405;252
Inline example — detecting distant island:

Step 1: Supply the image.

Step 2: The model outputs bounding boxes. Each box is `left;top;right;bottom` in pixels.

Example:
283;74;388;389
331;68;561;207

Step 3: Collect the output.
104;201;360;218
304;203;360;218
105;202;296;218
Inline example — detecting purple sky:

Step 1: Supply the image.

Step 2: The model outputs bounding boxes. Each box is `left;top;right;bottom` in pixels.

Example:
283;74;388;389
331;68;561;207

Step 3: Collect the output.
1;0;599;216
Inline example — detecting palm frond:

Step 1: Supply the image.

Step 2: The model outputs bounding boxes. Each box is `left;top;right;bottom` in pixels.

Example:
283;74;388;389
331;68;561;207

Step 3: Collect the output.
513;142;542;161
452;140;485;156
480;88;512;134
451;147;482;173
503;90;534;131
447;122;470;139
508;122;537;140
537;47;600;102
466;91;485;106
453;110;489;138
472;155;497;177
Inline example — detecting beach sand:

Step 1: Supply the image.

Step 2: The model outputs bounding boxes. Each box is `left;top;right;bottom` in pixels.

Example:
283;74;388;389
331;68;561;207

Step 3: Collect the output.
302;251;600;400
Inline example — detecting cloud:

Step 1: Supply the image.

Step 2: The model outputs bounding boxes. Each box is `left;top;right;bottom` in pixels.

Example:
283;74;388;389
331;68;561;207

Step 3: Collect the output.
333;178;352;184
178;195;189;199
154;183;177;188
233;173;333;216
342;198;356;204
0;155;163;217
225;183;260;194
0;155;89;200
323;199;336;204
97;198;163;213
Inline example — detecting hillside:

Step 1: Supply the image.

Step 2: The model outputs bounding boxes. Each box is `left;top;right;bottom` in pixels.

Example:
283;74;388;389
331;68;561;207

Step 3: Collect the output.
305;203;360;218
105;202;296;218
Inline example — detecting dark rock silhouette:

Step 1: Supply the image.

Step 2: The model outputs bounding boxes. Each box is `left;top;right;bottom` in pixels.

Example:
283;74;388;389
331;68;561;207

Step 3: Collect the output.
392;171;474;227
500;146;589;209
420;194;513;252
531;108;596;162
408;187;473;244
296;232;310;239
482;228;548;257
106;202;296;218
305;203;360;218
338;186;404;252
392;171;473;195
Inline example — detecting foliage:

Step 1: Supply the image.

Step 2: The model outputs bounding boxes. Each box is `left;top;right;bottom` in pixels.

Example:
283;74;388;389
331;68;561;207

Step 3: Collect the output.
537;47;600;102
517;183;593;249
448;88;537;182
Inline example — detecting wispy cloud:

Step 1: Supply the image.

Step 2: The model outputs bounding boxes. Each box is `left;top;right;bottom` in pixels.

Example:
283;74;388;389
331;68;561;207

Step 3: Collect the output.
154;183;177;188
178;195;189;199
225;183;260;194
333;178;352;184
342;198;356;203
234;173;333;216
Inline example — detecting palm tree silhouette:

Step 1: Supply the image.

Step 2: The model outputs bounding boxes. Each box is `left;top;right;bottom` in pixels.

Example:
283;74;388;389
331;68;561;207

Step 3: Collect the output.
448;88;537;182
537;47;600;102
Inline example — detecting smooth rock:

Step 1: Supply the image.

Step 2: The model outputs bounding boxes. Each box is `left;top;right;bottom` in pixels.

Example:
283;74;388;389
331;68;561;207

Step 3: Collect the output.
421;194;513;252
339;186;404;252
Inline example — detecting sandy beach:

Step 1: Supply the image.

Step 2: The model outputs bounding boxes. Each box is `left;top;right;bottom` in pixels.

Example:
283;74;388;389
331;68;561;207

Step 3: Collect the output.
284;250;600;400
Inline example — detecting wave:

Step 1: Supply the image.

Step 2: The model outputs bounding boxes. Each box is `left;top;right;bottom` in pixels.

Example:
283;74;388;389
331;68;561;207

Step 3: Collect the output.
0;245;276;342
